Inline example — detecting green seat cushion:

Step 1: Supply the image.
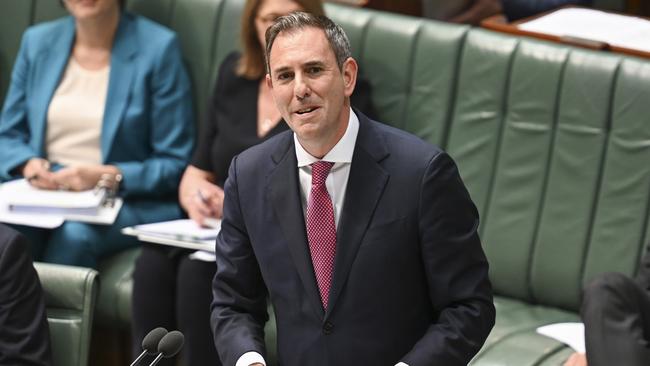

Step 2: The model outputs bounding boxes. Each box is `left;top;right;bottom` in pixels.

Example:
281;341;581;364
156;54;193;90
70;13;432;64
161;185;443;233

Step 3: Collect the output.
471;296;578;365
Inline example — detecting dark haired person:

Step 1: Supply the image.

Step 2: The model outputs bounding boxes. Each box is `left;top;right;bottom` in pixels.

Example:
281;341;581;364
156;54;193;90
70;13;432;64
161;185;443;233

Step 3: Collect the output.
564;245;650;366
210;12;494;366
0;0;194;267
130;0;375;364
0;224;52;366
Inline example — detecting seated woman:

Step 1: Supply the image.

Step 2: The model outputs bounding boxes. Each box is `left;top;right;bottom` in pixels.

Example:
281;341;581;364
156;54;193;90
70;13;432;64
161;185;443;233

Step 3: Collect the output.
131;0;375;364
0;0;194;268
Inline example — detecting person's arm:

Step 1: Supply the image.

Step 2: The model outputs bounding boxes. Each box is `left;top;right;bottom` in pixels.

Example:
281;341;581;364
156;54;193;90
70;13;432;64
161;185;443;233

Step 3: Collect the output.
0;29;41;180
211;155;269;365
0;227;52;366
400;152;495;365
112;34;195;197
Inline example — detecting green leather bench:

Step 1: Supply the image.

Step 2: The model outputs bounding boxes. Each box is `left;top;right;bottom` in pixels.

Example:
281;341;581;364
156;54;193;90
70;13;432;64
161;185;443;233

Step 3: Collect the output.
4;0;650;364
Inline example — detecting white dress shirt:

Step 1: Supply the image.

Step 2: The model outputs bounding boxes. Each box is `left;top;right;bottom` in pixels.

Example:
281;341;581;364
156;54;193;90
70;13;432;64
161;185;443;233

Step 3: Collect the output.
236;109;408;366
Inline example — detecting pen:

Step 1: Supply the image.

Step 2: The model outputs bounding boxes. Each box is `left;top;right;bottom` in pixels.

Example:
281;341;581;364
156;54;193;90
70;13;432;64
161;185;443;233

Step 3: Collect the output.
196;188;208;204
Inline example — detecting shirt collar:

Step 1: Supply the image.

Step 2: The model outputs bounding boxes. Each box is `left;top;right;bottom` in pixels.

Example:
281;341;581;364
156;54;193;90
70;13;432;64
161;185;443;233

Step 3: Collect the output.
294;107;359;167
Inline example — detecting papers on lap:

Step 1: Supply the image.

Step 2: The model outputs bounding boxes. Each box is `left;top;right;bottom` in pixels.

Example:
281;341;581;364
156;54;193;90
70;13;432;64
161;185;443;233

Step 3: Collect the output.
1;179;105;215
121;219;221;253
0;179;122;226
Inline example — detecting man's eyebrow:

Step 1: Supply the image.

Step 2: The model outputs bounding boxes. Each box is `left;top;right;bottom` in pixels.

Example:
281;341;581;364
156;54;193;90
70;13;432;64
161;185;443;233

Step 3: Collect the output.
272;66;292;75
304;61;326;68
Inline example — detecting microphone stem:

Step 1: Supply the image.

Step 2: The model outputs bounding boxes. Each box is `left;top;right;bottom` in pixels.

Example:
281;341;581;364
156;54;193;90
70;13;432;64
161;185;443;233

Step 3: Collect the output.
148;353;164;366
129;351;147;366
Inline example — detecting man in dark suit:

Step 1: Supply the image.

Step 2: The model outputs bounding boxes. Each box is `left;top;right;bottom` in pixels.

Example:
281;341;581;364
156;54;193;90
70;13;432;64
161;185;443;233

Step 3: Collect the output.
0;224;52;366
211;12;494;366
564;245;650;366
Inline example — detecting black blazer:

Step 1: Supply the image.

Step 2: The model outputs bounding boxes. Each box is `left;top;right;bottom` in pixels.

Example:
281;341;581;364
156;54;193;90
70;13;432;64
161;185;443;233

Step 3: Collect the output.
0;224;52;366
211;112;495;366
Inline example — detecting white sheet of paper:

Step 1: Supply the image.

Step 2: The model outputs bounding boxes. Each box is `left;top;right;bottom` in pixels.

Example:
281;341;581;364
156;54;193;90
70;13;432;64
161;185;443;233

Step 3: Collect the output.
132;218;221;241
519;8;650;52
536;322;585;353
0;179;104;211
0;206;64;228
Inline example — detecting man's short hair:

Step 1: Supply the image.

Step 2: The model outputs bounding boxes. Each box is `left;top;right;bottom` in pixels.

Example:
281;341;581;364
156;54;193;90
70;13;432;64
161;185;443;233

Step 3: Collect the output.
264;12;352;75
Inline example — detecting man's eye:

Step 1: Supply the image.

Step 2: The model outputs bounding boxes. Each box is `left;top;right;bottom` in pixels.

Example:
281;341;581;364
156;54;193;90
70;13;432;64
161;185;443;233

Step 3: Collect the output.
277;73;292;81
307;67;322;74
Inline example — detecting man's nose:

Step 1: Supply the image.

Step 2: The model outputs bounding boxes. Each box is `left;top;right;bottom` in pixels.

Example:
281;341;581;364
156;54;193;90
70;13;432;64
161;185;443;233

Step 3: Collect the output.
294;74;311;101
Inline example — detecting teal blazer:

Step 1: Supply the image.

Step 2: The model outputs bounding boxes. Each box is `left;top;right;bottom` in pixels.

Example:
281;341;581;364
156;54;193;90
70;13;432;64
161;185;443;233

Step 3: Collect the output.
0;13;195;221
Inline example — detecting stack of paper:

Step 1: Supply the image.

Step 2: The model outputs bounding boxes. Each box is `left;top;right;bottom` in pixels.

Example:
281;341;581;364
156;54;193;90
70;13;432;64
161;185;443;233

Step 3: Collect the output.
122;219;221;253
0;179;122;226
2;179;105;215
519;8;650;53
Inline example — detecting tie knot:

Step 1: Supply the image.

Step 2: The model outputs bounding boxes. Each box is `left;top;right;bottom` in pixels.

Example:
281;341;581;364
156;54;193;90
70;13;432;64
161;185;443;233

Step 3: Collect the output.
311;161;334;186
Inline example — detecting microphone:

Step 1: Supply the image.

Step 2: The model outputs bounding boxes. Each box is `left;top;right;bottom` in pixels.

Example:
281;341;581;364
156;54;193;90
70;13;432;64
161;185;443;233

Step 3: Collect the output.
130;327;168;366
147;330;185;366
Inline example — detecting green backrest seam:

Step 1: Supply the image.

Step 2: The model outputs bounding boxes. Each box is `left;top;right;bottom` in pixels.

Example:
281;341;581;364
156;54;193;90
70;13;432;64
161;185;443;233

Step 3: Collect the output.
524;47;571;304
478;39;521;239
578;59;622;291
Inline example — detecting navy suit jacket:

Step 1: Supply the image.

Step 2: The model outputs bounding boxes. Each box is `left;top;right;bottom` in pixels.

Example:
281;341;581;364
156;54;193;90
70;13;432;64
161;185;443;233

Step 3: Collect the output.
211;112;495;366
0;13;194;221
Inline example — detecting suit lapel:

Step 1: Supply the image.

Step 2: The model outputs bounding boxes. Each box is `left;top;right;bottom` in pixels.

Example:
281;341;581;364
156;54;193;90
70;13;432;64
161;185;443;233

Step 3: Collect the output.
269;134;325;317
326;114;390;318
31;17;75;156
101;13;136;161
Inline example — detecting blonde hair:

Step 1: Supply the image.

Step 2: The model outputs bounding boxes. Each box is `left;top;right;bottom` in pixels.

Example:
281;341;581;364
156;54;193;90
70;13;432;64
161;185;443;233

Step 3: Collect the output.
237;0;325;79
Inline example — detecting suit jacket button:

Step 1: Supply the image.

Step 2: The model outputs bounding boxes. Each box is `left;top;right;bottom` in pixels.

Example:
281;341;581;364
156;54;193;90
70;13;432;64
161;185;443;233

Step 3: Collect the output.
323;321;333;335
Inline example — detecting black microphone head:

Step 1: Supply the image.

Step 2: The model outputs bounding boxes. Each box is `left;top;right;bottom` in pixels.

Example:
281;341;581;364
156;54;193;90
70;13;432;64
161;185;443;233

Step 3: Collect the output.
142;327;168;354
158;330;184;358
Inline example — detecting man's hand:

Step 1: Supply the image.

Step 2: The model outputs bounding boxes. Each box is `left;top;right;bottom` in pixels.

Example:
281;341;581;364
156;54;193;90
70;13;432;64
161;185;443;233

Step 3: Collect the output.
564;352;588;366
22;158;58;190
50;165;120;191
179;165;224;225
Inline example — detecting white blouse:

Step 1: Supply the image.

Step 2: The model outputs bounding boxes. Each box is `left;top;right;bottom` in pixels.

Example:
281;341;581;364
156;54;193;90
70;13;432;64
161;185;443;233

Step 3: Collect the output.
46;57;109;166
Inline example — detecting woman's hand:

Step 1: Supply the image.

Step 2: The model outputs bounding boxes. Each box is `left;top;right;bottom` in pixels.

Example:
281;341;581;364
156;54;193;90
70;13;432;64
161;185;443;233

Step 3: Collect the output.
50;165;121;191
22;158;58;190
179;165;224;225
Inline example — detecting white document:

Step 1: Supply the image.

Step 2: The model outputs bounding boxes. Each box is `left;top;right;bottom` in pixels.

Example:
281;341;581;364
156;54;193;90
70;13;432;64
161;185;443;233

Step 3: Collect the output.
0;206;64;228
0;180;123;226
536;322;585;353
519;8;650;53
63;198;123;225
0;179;105;215
130;218;221;241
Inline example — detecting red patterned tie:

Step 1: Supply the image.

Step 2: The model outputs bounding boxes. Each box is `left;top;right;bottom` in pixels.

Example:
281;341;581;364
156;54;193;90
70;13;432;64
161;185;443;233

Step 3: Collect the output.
306;161;337;309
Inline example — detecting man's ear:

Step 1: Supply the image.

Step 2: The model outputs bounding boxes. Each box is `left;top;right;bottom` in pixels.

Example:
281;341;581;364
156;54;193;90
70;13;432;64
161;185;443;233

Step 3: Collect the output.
266;73;273;90
342;57;358;98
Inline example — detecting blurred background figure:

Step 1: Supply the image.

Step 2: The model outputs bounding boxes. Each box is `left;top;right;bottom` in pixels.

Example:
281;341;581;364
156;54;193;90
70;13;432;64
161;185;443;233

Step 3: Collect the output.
0;224;52;366
0;0;194;267
564;244;650;366
131;0;323;365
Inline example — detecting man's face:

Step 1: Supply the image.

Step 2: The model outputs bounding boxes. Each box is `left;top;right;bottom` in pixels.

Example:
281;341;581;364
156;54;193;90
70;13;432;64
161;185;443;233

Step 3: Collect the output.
266;27;357;154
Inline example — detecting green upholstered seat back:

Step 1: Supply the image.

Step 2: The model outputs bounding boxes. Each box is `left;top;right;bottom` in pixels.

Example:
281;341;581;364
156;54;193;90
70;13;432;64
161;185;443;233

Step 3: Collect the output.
34;263;99;366
450;33;650;311
2;0;650;318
